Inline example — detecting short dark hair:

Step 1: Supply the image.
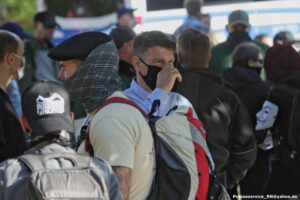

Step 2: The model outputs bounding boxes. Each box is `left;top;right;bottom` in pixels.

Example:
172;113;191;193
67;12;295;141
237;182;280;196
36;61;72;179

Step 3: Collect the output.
0;30;20;62
133;31;176;58
232;42;261;67
184;0;202;16
109;26;136;49
177;28;210;69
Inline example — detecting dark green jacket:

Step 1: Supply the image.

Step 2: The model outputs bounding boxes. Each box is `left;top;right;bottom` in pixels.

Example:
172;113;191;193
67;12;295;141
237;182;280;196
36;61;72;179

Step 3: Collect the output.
209;39;269;76
118;59;135;90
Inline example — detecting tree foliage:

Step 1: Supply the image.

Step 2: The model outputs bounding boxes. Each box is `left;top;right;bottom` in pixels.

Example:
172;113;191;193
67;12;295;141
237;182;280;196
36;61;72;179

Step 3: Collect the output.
6;0;36;32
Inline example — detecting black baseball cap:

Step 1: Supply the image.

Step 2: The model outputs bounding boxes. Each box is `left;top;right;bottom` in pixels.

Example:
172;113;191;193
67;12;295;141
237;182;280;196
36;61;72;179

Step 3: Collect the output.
34;11;60;28
22;81;74;137
273;31;300;45
228;10;250;27
109;26;136;49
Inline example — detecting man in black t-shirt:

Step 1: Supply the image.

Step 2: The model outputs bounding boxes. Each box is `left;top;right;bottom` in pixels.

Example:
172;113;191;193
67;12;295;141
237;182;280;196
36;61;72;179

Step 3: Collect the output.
0;30;27;162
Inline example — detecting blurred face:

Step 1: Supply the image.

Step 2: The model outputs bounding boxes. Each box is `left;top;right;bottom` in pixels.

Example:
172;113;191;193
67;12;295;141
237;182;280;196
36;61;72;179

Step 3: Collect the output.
57;60;82;80
255;101;279;130
34;22;55;41
118;13;136;28
227;23;250;33
249;53;264;68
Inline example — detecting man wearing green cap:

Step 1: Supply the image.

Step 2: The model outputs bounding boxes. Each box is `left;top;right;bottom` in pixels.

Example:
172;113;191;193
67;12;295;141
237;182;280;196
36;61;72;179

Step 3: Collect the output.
209;10;268;76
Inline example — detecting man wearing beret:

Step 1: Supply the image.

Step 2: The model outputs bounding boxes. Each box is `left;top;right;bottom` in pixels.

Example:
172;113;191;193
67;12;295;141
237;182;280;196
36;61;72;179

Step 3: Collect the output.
48;32;155;200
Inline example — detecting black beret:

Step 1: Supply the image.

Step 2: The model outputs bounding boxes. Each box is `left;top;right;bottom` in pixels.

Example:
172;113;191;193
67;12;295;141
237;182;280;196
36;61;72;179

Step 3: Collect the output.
48;32;112;61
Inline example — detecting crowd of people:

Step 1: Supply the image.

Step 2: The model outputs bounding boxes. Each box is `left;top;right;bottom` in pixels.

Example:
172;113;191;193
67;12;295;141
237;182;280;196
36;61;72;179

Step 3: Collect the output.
1;0;300;199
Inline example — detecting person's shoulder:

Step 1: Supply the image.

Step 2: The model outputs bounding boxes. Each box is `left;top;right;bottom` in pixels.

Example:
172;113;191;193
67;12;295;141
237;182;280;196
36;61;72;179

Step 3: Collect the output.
24;38;39;51
218;82;244;104
170;92;192;107
0;158;25;178
24;37;36;46
212;40;230;51
211;41;233;60
94;91;145;120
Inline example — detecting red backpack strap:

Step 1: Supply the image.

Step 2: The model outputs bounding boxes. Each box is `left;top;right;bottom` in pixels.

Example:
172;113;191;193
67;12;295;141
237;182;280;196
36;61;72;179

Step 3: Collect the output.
185;107;212;200
96;97;149;119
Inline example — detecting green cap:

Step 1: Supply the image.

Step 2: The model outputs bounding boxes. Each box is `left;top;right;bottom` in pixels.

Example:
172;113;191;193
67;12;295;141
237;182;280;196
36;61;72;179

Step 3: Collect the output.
228;10;250;27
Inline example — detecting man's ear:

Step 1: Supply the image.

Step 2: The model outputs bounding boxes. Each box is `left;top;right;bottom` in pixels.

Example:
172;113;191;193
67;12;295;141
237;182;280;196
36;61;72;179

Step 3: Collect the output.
70;112;74;122
20;116;32;133
123;42;130;52
5;52;14;66
131;56;142;72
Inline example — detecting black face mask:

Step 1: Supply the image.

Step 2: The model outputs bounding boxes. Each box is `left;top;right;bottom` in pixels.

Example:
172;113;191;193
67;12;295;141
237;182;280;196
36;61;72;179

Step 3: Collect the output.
139;57;162;91
228;31;251;47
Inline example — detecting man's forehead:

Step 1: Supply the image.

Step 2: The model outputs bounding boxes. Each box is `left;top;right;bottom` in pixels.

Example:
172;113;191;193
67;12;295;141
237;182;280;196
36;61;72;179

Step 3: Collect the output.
146;46;174;55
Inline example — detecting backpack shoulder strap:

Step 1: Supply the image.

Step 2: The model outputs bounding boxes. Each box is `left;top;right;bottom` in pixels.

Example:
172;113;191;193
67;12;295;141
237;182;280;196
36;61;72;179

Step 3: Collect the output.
18;153;91;172
96;96;149;119
18;154;44;171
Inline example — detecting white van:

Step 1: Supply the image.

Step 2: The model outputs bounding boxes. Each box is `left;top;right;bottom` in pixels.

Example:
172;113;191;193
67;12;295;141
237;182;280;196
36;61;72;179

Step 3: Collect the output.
38;0;300;44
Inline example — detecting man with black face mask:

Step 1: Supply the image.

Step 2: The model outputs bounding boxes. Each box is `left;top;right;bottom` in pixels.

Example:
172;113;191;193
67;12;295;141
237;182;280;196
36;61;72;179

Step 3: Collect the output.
123;31;214;200
209;10;269;76
123;31;197;116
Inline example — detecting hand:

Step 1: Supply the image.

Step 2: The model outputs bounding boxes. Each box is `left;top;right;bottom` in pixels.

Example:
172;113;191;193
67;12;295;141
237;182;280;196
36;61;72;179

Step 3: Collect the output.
156;66;182;92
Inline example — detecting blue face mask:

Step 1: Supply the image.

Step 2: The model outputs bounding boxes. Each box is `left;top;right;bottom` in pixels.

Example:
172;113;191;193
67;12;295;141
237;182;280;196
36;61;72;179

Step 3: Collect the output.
138;57;162;90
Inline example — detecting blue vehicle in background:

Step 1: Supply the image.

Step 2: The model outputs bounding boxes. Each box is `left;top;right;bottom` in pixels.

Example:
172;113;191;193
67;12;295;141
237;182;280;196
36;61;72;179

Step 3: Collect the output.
38;0;300;45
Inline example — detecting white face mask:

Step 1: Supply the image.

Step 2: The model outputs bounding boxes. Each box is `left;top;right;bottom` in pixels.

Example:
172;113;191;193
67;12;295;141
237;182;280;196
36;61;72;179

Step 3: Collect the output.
17;63;25;80
13;53;26;80
255;100;279;130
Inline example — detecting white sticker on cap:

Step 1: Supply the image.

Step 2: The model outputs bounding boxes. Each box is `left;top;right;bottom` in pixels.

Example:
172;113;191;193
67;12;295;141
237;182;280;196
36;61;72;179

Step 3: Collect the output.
36;93;65;115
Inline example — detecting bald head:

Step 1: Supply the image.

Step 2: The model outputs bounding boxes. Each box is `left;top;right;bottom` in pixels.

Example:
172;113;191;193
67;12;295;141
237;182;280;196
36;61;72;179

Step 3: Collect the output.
0;30;22;62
